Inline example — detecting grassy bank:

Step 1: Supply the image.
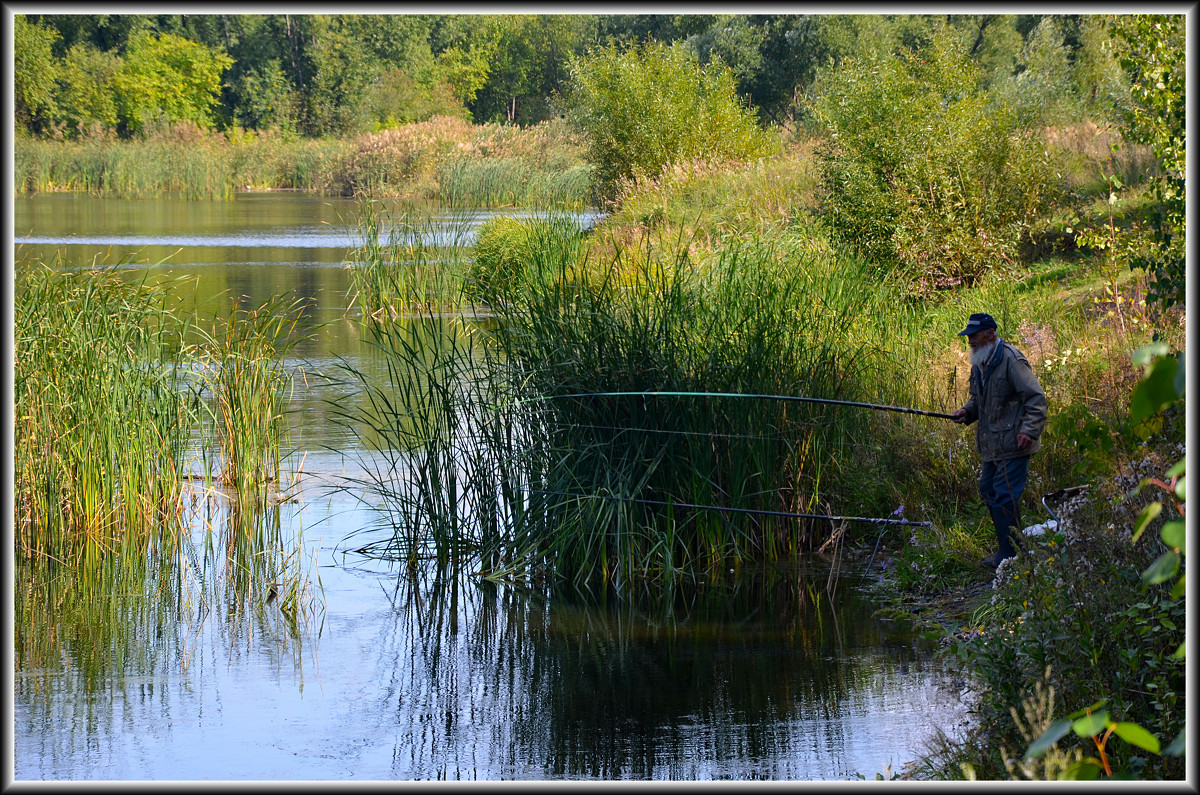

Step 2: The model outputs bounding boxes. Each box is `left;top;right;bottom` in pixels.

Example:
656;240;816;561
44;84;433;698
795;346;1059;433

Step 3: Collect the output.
13;116;594;206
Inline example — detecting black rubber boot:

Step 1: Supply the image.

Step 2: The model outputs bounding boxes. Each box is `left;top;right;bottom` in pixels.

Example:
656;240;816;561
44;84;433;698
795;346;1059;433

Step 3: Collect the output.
990;504;1022;561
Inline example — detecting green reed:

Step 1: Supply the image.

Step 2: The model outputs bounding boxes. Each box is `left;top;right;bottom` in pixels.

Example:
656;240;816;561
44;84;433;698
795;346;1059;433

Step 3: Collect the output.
14;259;323;687
13;263;202;683
334;210;517;565
346;201;476;319
480;235;898;584
337;205;904;586
438;157;594;210
14;263;199;564
199;294;308;498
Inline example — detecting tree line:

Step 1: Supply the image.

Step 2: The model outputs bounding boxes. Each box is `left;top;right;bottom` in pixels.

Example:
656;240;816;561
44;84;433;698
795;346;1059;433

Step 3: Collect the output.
14;13;1139;140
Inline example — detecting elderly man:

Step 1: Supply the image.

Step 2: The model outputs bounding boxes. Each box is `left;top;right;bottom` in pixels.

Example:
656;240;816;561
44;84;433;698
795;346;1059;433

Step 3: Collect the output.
950;313;1048;569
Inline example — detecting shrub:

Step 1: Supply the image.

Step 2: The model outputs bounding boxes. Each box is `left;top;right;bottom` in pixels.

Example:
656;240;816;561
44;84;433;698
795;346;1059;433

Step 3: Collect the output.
808;26;1063;292
566;40;781;199
467;215;587;302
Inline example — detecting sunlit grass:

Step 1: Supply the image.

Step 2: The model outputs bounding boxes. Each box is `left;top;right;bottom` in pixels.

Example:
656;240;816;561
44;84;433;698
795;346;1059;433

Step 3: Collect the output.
14;261;322;681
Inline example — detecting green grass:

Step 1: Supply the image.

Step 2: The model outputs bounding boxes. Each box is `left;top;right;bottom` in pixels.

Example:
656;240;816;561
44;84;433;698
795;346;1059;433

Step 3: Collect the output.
14;263;198;562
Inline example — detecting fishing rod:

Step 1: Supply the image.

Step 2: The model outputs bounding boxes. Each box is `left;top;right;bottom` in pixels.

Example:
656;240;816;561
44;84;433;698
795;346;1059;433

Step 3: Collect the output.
530;489;929;527
514;390;956;420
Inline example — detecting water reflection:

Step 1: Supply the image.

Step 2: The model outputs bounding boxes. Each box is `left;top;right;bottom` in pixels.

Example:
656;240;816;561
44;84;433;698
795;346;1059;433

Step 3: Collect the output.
365;565;963;780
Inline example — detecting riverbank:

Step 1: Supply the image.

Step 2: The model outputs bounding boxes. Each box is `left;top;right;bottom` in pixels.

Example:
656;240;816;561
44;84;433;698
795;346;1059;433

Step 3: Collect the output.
863;434;1187;781
14;117;594;205
14;110;1186;779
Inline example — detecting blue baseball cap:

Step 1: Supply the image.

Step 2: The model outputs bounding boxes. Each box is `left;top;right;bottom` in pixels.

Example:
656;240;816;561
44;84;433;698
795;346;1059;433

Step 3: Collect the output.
958;313;998;336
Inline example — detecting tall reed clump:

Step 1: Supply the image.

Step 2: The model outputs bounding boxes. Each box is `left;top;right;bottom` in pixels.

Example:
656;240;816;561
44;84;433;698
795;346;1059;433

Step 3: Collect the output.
14;263;200;677
346;201;476;318
16;117;593;201
200;294;307;498
481;234;901;584
332;230;517;566
14;263;198;565
438;157;594;209
337;203;908;586
14;125;234;198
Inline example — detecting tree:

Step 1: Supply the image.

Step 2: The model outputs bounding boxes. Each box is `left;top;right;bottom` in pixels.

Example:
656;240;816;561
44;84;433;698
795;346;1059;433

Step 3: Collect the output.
292;15;377;136
809;24;1062;290
112;30;232;135
1108;14;1186;310
14;15;60;135
567;39;779;196
1069;15;1129;117
1012;16;1077;124
55;43;122;137
434;15;597;125
229;58;301;133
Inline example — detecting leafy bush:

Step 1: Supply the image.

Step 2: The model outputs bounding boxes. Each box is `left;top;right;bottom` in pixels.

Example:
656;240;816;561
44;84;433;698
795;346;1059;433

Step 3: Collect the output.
467;215;587;302
566;40;780;198
808;26;1063;292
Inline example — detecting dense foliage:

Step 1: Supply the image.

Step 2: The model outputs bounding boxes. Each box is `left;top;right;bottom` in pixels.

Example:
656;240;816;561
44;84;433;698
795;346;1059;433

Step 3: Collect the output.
14;12;1141;139
566;40;780;196
1107;15;1186;309
809;26;1065;290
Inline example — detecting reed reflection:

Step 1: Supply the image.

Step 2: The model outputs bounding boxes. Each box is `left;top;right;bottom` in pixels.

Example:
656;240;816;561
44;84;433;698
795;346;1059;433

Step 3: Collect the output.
374;566;942;780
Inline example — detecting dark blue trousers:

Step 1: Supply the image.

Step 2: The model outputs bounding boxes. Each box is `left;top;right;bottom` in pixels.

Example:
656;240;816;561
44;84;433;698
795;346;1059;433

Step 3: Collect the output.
979;456;1030;558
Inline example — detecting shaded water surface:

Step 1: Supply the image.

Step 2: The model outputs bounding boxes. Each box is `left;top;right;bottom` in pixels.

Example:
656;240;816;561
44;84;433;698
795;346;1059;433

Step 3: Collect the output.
12;194;966;780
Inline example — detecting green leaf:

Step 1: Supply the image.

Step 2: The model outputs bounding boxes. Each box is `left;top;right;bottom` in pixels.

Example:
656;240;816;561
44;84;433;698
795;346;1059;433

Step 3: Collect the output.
1130;353;1179;423
1165;456;1186;479
1025;719;1073;761
1059;758;1103;780
1132;502;1163;543
1112;722;1161;754
1132;341;1170;367
1161;520;1185;553
1163;728;1185;756
1174;475;1186;501
1142;550;1180;585
1072;710;1111;737
1169;574;1185;600
1171;641;1185;660
1173;356;1185;398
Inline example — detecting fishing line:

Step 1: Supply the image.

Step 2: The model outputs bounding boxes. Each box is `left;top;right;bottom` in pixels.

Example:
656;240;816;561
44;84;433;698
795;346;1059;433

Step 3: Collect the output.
529;489;929;527
531;419;913;449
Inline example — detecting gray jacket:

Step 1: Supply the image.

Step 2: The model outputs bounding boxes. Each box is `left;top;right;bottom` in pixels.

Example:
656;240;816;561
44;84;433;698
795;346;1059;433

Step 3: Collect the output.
961;340;1047;462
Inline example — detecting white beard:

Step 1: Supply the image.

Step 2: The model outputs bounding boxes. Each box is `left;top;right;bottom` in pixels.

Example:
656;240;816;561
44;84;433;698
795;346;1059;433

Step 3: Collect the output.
970;339;998;368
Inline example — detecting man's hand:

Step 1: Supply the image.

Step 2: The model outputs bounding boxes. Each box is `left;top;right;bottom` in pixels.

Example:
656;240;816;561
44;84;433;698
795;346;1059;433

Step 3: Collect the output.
1017;432;1034;450
950;408;969;424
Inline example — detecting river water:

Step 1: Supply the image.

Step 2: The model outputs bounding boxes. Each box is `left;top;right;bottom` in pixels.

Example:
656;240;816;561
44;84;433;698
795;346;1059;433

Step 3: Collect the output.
11;193;968;781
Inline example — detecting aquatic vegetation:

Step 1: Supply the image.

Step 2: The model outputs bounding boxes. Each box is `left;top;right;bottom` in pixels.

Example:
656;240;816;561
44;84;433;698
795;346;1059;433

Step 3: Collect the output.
14;263;198;563
338;212;910;586
14;117;592;201
346;201;476;319
14;261;321;685
200;293;309;497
